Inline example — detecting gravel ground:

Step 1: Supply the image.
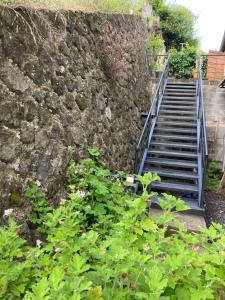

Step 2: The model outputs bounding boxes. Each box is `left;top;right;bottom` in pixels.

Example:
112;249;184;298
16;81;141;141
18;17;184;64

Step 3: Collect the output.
204;192;225;227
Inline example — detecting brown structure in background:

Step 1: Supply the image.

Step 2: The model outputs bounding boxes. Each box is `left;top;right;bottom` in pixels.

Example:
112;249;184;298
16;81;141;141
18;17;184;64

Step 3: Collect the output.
206;31;225;81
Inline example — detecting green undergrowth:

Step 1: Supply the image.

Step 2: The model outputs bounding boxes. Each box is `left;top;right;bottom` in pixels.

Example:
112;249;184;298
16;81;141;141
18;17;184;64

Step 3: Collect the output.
0;0;146;14
0;148;225;299
206;161;224;192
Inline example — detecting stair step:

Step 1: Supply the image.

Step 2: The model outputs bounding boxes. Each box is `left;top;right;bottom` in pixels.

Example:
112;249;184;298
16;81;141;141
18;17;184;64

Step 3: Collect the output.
145;168;198;180
162;101;196;105
151;141;197;149
148;149;197;159
150;181;198;193
158;115;197;121
145;157;198;168
166;85;196;90
165;89;196;93
154;127;197;134
165;93;196;97
156;121;196;127
161;105;196;110
163;96;196;101
160;110;196;115
167;82;196;86
153;134;197;141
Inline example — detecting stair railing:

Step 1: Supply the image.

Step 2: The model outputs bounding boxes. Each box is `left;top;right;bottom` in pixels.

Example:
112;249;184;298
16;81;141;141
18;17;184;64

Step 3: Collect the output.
196;56;208;206
134;54;170;175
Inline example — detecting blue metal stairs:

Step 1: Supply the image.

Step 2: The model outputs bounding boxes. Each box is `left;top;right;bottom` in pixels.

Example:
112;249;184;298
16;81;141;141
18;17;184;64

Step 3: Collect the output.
135;56;208;213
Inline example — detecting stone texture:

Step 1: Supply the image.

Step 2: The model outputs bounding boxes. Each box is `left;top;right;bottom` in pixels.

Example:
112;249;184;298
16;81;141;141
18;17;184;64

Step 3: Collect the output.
0;7;151;221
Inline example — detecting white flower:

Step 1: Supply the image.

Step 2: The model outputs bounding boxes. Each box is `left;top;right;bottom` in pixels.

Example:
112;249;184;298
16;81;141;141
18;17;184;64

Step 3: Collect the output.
55;247;60;253
60;199;67;205
35;180;41;187
76;190;86;198
36;240;43;249
3;208;14;217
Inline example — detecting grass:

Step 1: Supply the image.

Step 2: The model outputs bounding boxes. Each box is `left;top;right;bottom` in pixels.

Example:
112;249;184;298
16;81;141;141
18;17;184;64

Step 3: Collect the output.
0;0;147;14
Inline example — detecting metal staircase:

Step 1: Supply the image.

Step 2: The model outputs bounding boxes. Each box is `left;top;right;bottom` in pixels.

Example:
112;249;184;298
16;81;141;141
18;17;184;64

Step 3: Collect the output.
134;55;208;213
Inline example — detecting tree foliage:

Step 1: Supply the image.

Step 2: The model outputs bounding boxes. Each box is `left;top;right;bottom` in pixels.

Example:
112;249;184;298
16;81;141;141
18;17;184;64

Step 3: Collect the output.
150;0;198;50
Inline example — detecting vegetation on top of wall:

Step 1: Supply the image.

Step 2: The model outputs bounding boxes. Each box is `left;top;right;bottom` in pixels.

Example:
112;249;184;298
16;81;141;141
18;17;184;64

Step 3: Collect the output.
149;0;199;50
206;161;224;192
1;149;225;299
0;0;146;14
169;45;196;79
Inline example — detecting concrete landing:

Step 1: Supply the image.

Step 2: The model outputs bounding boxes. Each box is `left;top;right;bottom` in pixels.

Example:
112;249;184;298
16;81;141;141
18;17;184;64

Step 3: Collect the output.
151;208;206;233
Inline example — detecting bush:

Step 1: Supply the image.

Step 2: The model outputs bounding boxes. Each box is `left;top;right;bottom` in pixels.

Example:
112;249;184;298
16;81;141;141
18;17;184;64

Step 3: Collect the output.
206;161;223;192
169;45;196;79
148;34;165;56
0;149;225;299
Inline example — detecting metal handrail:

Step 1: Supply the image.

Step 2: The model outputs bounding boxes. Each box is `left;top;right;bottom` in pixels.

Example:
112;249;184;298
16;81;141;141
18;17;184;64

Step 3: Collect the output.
134;54;170;174
197;56;208;206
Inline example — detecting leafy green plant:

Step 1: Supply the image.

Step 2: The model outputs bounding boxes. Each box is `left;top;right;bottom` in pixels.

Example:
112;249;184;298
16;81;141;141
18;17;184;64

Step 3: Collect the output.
150;0;198;50
0;149;225;299
169;45;196;78
25;183;52;232
148;34;165;56
206;161;223;192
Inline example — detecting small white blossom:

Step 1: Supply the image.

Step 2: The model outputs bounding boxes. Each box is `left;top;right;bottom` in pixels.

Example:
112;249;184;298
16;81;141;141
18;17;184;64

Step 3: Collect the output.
36;240;43;249
76;190;86;198
55;247;60;253
35;180;41;187
60;199;67;205
3;208;14;217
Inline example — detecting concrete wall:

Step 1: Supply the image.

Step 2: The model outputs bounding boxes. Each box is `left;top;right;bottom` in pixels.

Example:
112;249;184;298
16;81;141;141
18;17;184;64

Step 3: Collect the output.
203;81;225;165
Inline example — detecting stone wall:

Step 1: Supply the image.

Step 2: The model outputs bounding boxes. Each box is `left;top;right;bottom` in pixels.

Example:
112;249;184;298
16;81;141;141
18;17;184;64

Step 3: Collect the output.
0;6;151;218
203;81;225;167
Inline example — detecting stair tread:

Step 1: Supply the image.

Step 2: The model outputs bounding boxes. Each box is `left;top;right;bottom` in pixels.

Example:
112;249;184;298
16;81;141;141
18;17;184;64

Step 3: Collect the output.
150;181;198;193
158;115;197;120
151;141;197;149
157;121;196;127
148;149;197;158
162;101;196;105
146;157;198;168
153;134;197;140
144;168;198;179
166;86;196;89
155;127;197;133
164;96;196;99
167;82;196;85
161;105;196;109
160;109;196;114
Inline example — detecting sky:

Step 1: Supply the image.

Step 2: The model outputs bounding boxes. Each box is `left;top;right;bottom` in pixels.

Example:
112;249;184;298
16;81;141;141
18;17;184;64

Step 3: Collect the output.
167;0;225;52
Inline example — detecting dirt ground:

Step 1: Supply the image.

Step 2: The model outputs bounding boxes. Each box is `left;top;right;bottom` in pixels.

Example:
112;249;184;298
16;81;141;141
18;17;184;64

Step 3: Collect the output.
204;192;225;227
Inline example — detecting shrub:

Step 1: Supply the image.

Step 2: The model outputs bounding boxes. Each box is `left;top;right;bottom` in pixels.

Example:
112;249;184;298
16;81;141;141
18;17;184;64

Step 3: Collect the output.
148;34;165;55
0;149;225;299
169;45;196;79
206;161;223;192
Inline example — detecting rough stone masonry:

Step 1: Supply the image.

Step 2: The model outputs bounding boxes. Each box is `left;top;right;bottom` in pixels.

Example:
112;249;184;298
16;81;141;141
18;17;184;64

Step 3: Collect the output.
0;6;151;223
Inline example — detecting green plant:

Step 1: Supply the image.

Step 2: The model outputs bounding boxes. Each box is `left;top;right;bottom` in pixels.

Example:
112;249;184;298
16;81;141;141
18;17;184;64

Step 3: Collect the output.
169;45;196;79
148;34;165;56
25;183;52;232
0;149;225;299
149;0;198;50
206;161;223;192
